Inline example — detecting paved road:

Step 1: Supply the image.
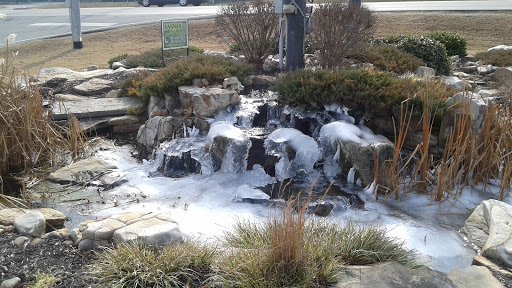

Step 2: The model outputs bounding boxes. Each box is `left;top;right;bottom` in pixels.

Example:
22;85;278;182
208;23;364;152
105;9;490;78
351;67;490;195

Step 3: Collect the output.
0;1;511;46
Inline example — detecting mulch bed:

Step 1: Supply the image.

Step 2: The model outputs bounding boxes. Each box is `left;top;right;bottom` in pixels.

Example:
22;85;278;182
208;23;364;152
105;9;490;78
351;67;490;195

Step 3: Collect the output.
0;233;95;288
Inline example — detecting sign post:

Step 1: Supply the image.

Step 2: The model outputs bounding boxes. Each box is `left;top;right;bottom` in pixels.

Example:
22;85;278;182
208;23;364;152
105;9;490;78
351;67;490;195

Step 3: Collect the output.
161;20;189;66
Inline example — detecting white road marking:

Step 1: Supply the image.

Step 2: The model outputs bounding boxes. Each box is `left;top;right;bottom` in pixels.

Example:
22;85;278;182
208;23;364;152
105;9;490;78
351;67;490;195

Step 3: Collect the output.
29;23;117;27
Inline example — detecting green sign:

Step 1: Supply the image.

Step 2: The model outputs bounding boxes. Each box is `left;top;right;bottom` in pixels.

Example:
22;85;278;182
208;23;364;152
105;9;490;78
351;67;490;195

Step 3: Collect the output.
162;20;188;50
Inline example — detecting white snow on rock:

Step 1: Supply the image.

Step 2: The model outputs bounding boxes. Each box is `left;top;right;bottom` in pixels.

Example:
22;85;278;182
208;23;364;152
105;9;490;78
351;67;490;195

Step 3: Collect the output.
264;128;321;180
206;122;246;144
320;121;390;146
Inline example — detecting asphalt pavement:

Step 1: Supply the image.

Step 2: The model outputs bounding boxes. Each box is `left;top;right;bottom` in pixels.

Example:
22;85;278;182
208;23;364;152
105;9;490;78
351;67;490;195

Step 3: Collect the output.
0;1;511;46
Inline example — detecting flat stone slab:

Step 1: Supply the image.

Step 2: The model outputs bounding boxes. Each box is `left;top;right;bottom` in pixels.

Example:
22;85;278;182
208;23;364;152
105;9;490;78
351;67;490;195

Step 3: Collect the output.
50;97;141;121
48;158;117;184
448;266;505;288
73;78;114;96
333;261;456;288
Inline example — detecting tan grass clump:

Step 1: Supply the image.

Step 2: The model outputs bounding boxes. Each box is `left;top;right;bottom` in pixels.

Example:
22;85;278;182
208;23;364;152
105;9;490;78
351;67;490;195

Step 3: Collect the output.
0;43;86;192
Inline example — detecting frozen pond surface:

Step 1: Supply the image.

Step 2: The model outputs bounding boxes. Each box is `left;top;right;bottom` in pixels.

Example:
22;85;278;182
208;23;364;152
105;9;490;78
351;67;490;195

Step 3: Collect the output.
54;144;511;274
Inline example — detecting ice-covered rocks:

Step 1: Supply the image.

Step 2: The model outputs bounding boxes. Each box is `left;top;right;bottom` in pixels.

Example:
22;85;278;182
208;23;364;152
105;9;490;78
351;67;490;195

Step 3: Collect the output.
264;128;320;180
462;200;512;268
320;121;394;187
74;211;184;251
206;123;252;174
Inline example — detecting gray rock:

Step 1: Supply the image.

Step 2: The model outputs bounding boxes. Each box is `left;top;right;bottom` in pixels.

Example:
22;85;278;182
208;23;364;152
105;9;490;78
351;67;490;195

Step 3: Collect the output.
148;96;166;118
77;211;184;251
320;122;394;187
461;200;512;268
487;45;512;52
54;93;90;102
108;115;140;126
441;91;491;140
263;55;280;72
111;61;127;70
105;89;122;98
223;76;243;92
112;213;184;246
415;66;436;77
489;67;512;88
50;96;141;121
473;255;512;285
136;116;209;150
333;261;456;288
404;132;439;151
0;277;21;288
43;231;63;239
178;86;240;117
477;64;494;75
47;158;117;184
73;78;114;95
207;123;252;174
13;236;30;246
13;211;46;236
443;76;466;91
86;65;98;71
448;266;504;288
113;124;142;134
245;75;276;86
461;65;478;74
30;238;45;246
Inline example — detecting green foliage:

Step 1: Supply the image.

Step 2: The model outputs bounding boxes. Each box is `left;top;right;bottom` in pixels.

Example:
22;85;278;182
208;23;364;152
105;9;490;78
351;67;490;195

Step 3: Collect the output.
475;50;512;67
271;69;454;123
376;35;451;75
107;53;129;69
122;46;205;69
426;31;467;57
32;273;59;288
88;240;216;288
366;45;424;74
215;218;419;288
128;54;253;108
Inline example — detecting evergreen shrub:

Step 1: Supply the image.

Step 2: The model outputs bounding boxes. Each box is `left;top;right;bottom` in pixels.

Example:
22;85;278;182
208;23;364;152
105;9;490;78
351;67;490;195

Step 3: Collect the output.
376;35;451;75
366;45;424;74
426;31;467;57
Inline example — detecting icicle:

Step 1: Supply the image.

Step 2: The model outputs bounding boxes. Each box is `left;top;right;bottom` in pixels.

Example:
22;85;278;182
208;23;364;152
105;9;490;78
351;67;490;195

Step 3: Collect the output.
347;167;356;184
183;123;187;138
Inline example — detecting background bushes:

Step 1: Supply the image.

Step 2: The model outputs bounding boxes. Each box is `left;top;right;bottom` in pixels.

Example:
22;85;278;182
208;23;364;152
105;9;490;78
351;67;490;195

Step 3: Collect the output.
216;0;279;64
310;3;376;68
426;31;467;57
376;35;451;75
271;68;454;120
475;49;512;67
366;45;424;74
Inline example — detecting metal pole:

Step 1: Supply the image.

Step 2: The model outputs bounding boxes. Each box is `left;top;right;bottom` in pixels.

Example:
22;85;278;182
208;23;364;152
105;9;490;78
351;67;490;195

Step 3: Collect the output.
69;0;82;49
349;0;361;7
284;0;305;70
278;14;284;71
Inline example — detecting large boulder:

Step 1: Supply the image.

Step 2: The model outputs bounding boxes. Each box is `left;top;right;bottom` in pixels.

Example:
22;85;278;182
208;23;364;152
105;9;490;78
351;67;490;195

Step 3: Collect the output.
448;266;505;288
13;211;46;236
333;261;456;288
50;96;141;121
461;200;512;268
487;45;512;52
77;211;184;251
178;86;240;118
489;67;512;88
136;116;210;150
440;92;491;141
320;121;394;187
205;123;252;174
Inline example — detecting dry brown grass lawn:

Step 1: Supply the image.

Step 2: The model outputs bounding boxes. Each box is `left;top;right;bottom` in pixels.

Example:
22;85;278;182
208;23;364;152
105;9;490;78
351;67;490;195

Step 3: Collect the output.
7;12;512;74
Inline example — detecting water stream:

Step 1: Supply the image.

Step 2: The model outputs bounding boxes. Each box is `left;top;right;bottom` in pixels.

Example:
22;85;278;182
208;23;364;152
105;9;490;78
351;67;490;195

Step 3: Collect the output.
36;90;512;274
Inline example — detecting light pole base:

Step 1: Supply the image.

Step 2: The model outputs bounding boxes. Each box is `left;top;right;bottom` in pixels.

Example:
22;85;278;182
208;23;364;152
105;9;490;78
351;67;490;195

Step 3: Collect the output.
73;41;83;49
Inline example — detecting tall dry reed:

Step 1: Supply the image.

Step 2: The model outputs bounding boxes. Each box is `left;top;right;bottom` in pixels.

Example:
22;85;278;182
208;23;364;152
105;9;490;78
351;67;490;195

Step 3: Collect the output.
0;42;86;196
